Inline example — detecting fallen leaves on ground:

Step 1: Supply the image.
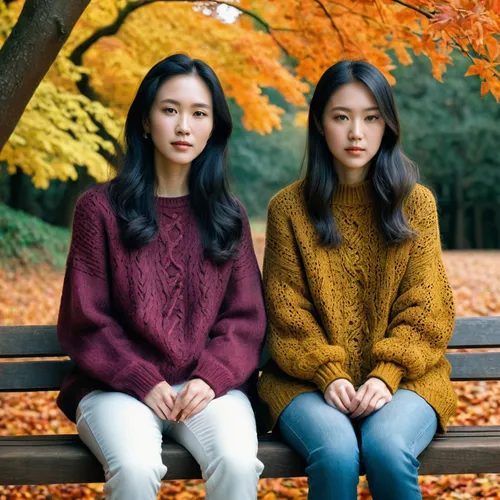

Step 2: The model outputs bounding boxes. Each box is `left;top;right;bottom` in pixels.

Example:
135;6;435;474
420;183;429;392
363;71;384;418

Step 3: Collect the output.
0;249;499;499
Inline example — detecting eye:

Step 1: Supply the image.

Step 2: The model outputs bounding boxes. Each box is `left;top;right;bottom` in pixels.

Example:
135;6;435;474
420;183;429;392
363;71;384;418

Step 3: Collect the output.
163;107;177;114
366;115;380;122
334;115;348;121
193;111;207;117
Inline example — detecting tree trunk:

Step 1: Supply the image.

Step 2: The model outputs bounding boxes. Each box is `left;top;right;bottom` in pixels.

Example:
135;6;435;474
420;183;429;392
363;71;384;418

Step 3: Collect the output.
473;205;483;249
53;168;95;228
454;180;466;250
8;167;25;211
0;0;91;150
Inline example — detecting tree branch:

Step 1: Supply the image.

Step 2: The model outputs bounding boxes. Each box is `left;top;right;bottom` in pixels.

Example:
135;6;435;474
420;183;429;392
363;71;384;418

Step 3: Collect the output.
392;0;434;19
70;0;291;68
313;0;346;53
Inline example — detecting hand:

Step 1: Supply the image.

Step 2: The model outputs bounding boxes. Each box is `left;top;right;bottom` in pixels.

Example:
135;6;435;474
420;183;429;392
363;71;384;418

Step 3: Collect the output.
323;378;357;414
169;378;215;423
349;378;392;419
144;381;178;420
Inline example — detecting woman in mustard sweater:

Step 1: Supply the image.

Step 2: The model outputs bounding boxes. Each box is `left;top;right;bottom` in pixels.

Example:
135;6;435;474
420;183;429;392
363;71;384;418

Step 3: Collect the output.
258;60;457;500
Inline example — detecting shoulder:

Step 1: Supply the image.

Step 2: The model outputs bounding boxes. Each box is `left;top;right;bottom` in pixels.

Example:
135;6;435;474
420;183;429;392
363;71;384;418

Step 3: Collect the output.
74;183;113;221
71;184;116;239
268;180;305;216
404;184;437;220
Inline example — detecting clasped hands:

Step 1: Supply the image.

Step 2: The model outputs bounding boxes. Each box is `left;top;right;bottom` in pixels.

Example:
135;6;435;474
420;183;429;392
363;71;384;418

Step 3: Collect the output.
144;378;215;423
324;377;392;419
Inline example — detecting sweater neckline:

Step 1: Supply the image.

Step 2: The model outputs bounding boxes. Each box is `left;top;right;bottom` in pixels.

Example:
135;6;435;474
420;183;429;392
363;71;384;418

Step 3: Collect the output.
333;180;373;207
155;194;190;208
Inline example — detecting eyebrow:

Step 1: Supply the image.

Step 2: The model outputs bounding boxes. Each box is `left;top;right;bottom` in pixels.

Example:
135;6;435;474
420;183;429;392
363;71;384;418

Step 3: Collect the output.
159;98;211;109
330;106;380;112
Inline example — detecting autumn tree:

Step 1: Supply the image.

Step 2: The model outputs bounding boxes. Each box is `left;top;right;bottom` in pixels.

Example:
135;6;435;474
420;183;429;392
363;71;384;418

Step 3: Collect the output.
0;0;499;195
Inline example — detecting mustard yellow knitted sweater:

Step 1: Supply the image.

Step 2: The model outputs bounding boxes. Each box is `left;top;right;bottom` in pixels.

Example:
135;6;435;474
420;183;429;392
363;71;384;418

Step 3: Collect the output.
257;180;457;433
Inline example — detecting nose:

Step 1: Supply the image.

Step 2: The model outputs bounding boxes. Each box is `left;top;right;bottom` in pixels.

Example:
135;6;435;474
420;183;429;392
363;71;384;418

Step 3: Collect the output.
349;119;363;141
175;114;191;136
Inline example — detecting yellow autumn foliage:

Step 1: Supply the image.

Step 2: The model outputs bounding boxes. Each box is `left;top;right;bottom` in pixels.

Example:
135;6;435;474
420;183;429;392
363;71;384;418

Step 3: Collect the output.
1;81;121;188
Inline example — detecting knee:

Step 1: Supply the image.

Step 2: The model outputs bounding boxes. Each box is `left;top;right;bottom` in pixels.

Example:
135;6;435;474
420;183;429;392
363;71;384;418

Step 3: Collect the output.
216;452;263;479
362;436;413;475
109;458;166;486
309;444;359;476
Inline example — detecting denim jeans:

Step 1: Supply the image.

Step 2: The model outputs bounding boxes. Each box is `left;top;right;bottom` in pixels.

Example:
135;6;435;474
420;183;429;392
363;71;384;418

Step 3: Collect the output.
279;388;437;500
76;384;263;500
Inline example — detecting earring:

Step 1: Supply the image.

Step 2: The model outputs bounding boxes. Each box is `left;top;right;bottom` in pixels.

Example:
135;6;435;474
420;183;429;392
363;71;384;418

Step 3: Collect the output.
143;132;148;139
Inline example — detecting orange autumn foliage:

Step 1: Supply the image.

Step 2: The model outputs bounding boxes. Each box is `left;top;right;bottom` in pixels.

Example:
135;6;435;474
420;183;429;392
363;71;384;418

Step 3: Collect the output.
0;244;500;499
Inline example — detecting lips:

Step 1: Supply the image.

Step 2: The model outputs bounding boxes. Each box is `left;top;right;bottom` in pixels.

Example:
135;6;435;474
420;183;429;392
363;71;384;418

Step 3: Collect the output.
345;147;365;151
171;141;192;147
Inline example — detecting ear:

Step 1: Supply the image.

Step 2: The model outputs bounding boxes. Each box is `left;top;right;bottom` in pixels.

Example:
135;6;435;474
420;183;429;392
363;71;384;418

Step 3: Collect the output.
143;119;150;134
314;115;324;135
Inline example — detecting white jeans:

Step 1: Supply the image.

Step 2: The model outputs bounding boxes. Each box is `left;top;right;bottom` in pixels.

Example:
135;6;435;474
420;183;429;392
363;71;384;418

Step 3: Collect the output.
76;385;264;500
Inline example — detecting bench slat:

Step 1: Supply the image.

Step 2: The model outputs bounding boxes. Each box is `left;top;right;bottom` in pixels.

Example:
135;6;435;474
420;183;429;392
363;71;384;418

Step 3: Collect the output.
1;316;499;358
448;316;500;348
0;325;63;357
447;352;500;380
0;351;499;392
0;361;73;391
0;427;499;484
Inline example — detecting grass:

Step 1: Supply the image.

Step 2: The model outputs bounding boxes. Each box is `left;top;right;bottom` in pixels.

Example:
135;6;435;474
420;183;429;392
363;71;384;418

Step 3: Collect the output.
0;204;70;269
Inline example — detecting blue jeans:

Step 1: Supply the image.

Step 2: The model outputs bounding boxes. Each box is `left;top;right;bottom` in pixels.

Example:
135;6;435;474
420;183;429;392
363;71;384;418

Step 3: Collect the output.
279;388;437;500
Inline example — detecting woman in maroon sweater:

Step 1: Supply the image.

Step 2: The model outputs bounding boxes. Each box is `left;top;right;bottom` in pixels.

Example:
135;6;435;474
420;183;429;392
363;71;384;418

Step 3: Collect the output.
57;54;266;500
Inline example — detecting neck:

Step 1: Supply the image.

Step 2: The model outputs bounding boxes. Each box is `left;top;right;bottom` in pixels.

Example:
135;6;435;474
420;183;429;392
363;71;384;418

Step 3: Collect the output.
155;152;190;197
334;161;370;185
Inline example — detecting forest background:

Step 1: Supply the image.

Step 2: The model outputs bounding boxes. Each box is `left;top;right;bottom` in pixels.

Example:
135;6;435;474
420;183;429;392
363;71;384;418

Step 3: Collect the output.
0;0;499;498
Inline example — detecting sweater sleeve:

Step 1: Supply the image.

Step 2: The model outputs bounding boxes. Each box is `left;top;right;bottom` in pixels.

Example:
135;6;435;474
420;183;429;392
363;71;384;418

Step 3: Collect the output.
191;205;267;398
263;193;350;392
368;188;456;393
57;191;164;402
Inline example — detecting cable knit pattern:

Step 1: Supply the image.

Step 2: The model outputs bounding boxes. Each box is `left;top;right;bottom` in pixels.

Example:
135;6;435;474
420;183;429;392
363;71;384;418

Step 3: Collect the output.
257;180;457;433
57;184;266;422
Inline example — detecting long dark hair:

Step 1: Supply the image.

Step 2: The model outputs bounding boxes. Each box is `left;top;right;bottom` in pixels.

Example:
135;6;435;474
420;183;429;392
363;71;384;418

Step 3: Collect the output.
304;60;419;247
108;53;242;263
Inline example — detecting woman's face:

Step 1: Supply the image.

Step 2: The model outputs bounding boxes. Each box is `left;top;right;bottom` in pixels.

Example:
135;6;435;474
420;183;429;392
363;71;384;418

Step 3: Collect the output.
322;81;386;182
146;74;214;169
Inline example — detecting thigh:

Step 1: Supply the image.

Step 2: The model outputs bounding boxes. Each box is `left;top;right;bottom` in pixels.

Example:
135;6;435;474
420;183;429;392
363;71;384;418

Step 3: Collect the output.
278;391;358;460
76;391;166;474
361;388;438;456
166;390;260;473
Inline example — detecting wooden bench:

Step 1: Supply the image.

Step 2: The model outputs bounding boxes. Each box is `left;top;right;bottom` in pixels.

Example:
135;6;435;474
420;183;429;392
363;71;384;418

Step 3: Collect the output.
0;317;499;485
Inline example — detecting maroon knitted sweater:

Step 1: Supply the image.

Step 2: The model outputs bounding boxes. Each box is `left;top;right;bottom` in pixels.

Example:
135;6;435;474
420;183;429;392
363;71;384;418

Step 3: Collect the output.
56;185;266;422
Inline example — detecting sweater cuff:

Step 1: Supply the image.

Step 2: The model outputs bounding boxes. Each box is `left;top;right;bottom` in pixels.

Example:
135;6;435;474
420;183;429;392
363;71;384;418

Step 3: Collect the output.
368;361;405;394
191;357;233;398
113;363;164;402
313;362;352;393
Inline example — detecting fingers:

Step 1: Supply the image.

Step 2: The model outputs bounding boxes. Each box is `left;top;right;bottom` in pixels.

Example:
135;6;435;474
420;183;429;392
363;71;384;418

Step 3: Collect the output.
178;394;209;422
350;387;392;419
169;382;214;422
349;384;367;415
187;399;209;420
325;392;350;414
156;401;172;421
338;385;354;410
344;383;357;402
169;387;188;422
350;387;373;418
356;394;386;419
156;387;177;421
163;390;176;412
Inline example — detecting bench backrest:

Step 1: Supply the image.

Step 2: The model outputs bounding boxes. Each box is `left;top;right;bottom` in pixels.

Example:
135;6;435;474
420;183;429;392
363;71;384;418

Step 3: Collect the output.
0;317;499;392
